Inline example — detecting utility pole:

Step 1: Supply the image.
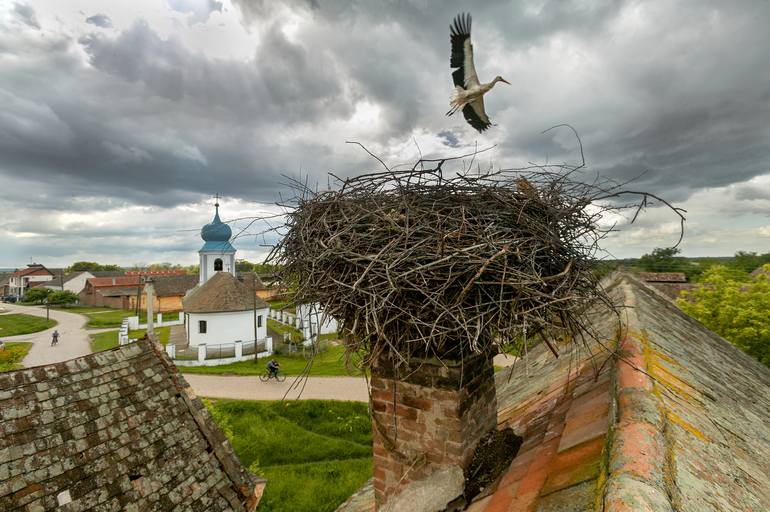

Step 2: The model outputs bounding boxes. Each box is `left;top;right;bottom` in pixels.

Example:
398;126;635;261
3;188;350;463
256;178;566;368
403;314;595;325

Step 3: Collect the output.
253;272;258;361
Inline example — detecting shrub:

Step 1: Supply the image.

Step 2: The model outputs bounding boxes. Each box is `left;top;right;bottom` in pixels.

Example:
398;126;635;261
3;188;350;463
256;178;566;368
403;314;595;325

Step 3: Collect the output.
48;290;79;305
678;264;770;366
22;288;52;304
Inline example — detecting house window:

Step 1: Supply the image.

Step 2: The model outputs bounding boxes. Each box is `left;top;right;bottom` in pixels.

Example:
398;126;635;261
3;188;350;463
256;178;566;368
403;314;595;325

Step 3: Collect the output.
257;315;262;328
199;320;207;334
214;258;223;271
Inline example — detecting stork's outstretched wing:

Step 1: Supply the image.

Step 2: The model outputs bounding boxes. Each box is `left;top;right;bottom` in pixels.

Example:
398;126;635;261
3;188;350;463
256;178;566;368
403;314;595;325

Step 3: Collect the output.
463;97;492;132
450;13;479;89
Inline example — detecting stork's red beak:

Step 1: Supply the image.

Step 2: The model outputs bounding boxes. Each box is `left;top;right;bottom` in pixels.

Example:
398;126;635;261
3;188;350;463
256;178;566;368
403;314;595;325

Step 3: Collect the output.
500;78;511;85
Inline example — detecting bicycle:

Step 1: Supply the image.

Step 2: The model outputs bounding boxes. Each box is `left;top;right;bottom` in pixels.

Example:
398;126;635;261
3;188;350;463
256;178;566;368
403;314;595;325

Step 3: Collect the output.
259;370;286;382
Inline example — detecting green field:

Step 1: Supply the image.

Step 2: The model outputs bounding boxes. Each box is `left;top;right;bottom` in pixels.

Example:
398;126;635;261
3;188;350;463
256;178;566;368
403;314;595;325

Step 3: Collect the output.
0;313;57;336
54;305;116;314
0;342;33;372
89;326;171;352
178;344;365;377
205;399;371;512
83;310;149;328
267;318;303;344
267;299;295;313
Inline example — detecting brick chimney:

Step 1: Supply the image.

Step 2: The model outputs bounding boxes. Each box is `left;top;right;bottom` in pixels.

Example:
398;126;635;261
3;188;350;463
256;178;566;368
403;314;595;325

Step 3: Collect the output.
370;351;497;510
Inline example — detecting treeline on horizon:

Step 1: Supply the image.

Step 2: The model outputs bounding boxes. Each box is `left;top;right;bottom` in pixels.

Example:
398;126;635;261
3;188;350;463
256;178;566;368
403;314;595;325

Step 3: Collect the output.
596;248;770;282
47;250;770;282
62;260;281;276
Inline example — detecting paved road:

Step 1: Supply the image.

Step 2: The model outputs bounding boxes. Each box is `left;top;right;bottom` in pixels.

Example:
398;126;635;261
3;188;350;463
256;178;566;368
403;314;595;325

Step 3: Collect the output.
182;374;370;402
0;303;92;367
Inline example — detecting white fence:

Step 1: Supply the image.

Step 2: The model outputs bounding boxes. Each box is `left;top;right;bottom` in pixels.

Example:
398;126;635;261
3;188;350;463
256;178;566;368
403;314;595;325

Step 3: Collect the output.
118;318;130;346
167;337;273;366
268;303;338;346
127;311;184;330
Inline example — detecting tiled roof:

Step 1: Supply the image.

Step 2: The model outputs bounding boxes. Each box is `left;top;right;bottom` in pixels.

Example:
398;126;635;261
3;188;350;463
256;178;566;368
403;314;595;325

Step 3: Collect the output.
339;273;770;511
98;286;143;298
88;276;142;288
89;271;126;278
236;272;266;290
0;339;265;511
11;266;53;278
637;271;687;282
147;274;199;297
183;272;268;314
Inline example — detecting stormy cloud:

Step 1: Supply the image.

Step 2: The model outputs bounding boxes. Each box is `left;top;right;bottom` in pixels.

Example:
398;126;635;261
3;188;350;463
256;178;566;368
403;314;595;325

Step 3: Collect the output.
1;0;769;266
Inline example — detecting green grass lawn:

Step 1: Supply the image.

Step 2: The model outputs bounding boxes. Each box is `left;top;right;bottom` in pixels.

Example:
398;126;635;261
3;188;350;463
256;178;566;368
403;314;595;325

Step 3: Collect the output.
267;299;295;313
0;313;57;336
178;344;365;377
53;305;116;314
89;326;171;352
0;342;33;372
267;318;303;344
205;399;371;512
83;309;149;328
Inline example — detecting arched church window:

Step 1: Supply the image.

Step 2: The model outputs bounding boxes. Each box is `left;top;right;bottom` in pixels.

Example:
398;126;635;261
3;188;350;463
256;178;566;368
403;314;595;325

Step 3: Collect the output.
214;258;223;271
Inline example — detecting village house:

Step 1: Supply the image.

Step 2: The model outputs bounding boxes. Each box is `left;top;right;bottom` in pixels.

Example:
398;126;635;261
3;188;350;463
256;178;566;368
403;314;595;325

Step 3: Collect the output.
7;264;55;298
338;273;770;512
0;272;11;297
0;338;265;510
79;270;193;311
43;270;123;295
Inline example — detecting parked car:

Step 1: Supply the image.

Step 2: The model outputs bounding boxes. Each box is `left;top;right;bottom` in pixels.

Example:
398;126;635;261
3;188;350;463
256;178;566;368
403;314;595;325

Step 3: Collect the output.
2;295;18;303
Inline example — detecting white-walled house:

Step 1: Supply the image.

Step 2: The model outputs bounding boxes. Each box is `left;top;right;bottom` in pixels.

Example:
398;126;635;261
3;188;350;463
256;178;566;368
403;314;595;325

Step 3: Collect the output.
8;264;54;297
183;272;269;347
181;201;269;349
44;271;94;294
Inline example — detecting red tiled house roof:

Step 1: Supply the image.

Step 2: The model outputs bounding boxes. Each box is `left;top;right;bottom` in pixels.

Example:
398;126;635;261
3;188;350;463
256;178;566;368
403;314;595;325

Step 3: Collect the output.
0;339;265;511
11;266;53;278
338;273;770;511
87;276;142;288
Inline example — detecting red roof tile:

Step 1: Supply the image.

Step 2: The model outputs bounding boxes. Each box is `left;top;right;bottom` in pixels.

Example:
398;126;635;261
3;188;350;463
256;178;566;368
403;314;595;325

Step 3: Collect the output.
339;273;770;511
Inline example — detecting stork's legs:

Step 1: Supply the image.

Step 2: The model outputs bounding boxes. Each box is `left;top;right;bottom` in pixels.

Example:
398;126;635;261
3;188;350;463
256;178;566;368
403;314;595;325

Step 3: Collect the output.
447;86;466;116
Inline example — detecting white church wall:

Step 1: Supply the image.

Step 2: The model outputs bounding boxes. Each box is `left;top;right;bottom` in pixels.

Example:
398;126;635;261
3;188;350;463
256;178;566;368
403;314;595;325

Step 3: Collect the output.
187;308;268;347
199;252;236;285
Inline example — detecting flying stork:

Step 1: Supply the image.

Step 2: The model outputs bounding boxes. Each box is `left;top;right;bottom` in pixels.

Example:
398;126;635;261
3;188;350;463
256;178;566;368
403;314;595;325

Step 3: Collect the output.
446;12;510;133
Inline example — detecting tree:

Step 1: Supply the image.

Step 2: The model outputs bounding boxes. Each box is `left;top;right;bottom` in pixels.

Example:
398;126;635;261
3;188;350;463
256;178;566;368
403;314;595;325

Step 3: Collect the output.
731;251;770;273
678;264;770;367
48;290;79;305
23;288;52;304
236;259;255;273
69;261;122;272
638;247;682;272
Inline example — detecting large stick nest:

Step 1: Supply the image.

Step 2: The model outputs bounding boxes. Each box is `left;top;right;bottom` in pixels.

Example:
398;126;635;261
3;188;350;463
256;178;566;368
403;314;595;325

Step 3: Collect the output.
270;143;684;367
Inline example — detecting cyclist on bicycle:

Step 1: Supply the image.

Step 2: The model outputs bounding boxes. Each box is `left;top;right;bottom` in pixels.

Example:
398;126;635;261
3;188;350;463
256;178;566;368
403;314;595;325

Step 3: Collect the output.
266;359;280;378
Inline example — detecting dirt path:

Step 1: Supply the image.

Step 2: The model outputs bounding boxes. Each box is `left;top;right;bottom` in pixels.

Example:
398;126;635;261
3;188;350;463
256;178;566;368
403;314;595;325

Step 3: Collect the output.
182;374;370;402
1;303;92;367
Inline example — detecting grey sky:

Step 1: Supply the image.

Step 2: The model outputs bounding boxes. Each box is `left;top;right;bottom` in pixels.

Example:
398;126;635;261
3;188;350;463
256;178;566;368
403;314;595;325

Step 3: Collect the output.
1;0;769;267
